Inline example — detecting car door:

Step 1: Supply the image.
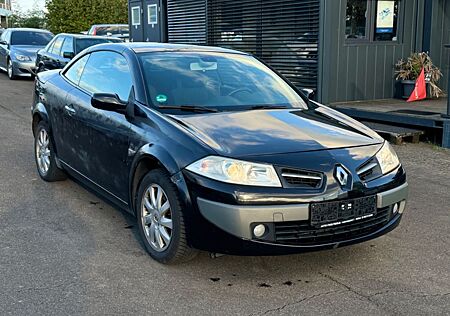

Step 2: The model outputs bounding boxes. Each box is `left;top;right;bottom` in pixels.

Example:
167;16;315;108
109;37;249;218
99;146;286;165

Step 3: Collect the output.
59;36;74;68
65;50;132;202
47;36;64;70
0;30;10;69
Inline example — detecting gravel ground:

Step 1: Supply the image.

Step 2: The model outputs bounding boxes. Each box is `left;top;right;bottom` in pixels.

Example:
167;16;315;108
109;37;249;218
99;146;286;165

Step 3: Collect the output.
0;75;449;315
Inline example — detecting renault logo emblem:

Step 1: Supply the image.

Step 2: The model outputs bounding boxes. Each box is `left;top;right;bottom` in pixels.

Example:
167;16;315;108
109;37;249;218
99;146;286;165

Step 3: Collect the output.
334;165;352;189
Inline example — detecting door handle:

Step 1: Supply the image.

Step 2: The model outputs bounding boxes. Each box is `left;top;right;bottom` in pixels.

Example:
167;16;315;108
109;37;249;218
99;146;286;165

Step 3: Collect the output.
64;105;76;116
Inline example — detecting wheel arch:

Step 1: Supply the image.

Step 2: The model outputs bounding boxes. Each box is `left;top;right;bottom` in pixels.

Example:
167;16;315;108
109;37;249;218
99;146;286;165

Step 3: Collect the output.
129;144;181;214
32;103;50;136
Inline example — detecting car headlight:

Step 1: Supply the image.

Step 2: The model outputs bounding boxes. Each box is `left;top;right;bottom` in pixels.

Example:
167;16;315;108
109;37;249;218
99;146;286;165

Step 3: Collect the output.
375;141;400;174
14;54;32;62
186;156;282;187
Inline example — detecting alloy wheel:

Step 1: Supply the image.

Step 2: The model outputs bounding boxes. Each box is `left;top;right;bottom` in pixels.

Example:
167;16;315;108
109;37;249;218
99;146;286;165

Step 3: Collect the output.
36;129;51;175
7;60;13;78
141;184;173;252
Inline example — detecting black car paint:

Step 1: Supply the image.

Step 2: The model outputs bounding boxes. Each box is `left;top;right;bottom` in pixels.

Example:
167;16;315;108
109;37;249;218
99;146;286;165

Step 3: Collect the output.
32;43;406;255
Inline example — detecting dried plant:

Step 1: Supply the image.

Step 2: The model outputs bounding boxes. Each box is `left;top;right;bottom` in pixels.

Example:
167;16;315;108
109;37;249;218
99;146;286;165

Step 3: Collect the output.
395;52;443;98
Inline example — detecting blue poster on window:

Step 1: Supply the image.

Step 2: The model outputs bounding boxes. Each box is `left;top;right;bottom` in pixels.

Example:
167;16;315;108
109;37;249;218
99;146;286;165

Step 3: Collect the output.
376;1;395;33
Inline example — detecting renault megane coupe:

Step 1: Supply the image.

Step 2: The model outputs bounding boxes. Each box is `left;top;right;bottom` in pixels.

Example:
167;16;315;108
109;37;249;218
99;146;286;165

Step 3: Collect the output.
31;43;408;264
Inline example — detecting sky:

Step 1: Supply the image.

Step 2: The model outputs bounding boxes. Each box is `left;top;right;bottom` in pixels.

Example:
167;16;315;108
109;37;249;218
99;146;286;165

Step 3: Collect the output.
13;0;45;12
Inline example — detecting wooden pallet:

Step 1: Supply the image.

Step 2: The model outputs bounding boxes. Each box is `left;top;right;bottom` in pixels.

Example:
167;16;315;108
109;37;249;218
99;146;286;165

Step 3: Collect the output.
361;121;424;145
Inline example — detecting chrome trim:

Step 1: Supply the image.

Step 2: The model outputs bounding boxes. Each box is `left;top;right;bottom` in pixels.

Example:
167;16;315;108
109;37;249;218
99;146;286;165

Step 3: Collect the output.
281;173;322;180
59;160;128;205
357;162;378;176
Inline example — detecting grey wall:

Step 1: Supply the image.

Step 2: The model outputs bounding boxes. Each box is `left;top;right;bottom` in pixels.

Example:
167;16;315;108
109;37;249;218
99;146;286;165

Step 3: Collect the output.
429;0;450;94
319;0;425;104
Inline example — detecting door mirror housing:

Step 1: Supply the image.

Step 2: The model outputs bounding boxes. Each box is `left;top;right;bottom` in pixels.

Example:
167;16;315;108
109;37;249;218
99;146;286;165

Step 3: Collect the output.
301;88;315;99
91;93;128;113
63;51;75;59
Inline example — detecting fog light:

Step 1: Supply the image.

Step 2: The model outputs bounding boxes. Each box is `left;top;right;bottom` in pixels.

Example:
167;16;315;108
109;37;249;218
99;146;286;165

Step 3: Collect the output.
393;203;399;214
253;224;266;238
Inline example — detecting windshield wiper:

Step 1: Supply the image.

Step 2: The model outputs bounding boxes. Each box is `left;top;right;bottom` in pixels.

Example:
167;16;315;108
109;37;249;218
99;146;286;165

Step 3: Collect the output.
157;105;219;113
249;105;288;110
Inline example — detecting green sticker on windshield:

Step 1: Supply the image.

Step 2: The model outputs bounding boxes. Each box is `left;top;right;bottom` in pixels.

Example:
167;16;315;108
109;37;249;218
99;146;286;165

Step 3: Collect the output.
156;94;168;103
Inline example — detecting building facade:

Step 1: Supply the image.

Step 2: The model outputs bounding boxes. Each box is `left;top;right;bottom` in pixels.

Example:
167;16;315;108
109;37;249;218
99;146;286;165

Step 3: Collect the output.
0;0;12;28
128;0;450;104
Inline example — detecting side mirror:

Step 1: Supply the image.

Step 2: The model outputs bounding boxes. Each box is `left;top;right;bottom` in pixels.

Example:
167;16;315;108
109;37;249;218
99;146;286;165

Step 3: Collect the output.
91;93;128;113
0;40;7;45
301;88;315;99
63;51;75;59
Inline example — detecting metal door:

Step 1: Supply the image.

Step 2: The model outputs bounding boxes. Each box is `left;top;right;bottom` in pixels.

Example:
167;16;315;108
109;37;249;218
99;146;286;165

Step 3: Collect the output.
129;1;144;42
143;0;162;42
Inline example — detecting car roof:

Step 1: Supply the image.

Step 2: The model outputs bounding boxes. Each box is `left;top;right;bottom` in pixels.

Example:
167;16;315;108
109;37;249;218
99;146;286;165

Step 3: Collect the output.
56;33;122;40
8;28;52;33
114;42;250;55
91;24;128;27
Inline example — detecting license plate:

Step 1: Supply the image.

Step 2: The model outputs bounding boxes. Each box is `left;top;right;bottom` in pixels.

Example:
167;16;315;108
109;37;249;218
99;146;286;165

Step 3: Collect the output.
310;196;377;227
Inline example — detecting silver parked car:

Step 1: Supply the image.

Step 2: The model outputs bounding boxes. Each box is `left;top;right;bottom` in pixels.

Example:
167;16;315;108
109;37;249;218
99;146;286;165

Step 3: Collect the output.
0;28;53;79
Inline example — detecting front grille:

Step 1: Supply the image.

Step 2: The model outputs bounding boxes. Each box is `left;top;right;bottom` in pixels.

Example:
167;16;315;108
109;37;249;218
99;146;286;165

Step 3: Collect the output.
274;207;391;245
280;168;323;189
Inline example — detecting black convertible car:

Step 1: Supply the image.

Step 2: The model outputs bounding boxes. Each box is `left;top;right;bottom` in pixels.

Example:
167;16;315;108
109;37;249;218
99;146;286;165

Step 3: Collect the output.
32;43;408;264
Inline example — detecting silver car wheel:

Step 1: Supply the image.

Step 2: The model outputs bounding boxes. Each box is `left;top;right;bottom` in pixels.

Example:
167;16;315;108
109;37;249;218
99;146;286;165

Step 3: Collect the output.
36;129;51;175
141;184;173;252
7;60;13;78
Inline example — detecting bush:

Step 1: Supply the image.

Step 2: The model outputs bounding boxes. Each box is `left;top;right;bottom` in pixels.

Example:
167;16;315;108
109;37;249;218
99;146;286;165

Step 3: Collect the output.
45;0;128;34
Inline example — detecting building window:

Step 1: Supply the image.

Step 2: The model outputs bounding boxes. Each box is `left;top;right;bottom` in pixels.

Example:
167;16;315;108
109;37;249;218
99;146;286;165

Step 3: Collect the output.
345;0;399;42
346;0;368;39
132;6;141;26
148;4;158;25
374;0;398;41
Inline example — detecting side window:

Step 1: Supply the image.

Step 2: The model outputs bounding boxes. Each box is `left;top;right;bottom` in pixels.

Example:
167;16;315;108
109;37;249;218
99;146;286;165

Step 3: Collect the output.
51;36;64;55
78;51;133;101
64;54;90;85
45;38;56;52
61;37;74;55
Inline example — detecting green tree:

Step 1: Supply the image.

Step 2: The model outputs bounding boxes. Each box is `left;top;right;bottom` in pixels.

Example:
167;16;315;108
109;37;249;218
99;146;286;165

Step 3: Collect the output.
8;7;47;29
46;0;128;34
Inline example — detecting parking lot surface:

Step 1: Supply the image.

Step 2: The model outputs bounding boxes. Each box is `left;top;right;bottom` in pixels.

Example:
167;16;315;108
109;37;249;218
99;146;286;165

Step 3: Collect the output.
0;75;449;315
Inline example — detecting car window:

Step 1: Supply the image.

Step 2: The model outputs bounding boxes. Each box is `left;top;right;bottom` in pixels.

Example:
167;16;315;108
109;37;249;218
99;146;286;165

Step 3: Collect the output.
61;37;74;55
78;51;132;101
95;26;122;36
65;54;90;85
50;36;64;55
138;52;307;110
45;37;56;52
11;31;53;46
74;38;122;54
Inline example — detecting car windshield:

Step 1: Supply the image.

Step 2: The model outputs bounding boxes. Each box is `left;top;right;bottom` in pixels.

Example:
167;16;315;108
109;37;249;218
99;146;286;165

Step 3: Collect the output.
11;31;53;46
138;52;307;110
75;38;122;53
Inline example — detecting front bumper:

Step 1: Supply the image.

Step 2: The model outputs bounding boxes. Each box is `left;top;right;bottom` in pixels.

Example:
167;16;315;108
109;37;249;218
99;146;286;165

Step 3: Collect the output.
12;60;36;76
180;166;408;255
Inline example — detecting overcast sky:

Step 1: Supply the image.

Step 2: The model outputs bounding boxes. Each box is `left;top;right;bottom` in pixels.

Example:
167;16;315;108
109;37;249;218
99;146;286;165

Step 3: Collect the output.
13;0;45;12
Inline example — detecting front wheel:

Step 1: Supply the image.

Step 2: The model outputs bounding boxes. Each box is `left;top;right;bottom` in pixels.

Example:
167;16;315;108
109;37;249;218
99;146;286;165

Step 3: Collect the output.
34;122;67;181
7;59;16;80
136;169;197;264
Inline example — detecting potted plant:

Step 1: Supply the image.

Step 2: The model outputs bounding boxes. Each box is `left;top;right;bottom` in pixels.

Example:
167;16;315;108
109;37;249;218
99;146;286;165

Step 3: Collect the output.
395;52;443;99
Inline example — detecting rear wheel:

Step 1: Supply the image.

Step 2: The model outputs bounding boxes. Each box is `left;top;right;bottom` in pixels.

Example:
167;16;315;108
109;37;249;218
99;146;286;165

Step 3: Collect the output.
34;122;67;181
136;169;197;264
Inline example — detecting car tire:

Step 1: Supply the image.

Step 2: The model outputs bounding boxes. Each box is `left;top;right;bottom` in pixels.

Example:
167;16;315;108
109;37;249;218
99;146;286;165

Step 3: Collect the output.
34;121;67;182
7;59;16;80
136;169;197;264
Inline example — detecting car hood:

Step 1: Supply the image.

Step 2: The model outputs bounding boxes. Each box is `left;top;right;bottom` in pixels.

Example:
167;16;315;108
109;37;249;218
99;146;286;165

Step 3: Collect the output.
170;106;384;157
12;45;44;56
